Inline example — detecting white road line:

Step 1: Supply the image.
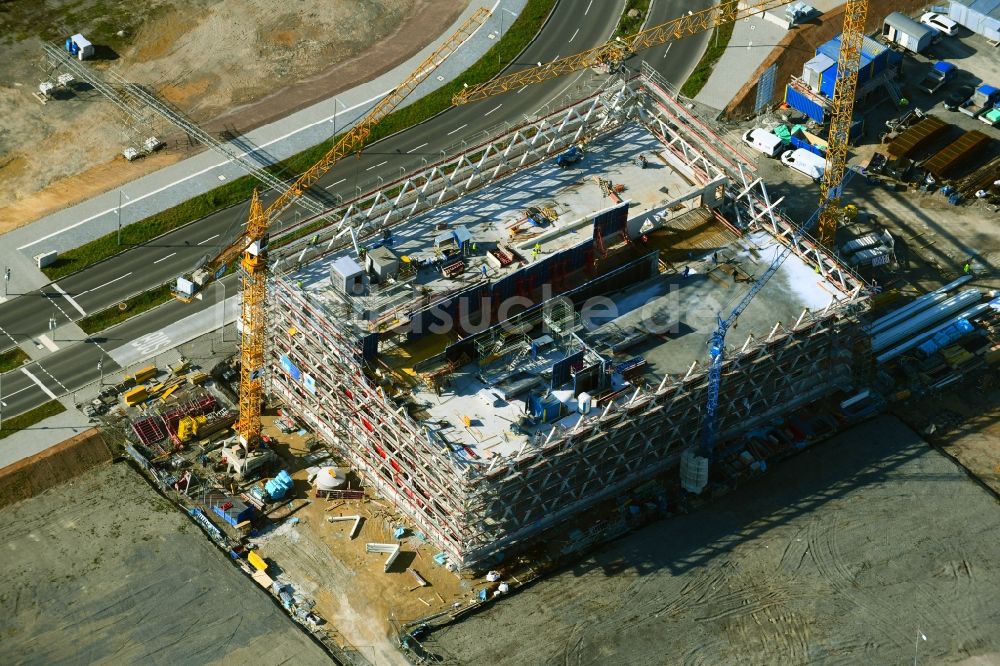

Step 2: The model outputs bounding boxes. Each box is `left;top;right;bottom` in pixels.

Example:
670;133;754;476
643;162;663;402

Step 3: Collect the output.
153;252;177;264
585;0;593;14
484;104;502;116
197;234;220;246
569;28;579;42
447;124;468;136
4;385;32;399
663;43;672;58
21;367;58;400
324;178;347;190
52;283;87;317
366;160;389;171
17;1;499;253
17;89;389;251
406;142;429;154
516;86;527;94
38;334;59;352
80;272;133;295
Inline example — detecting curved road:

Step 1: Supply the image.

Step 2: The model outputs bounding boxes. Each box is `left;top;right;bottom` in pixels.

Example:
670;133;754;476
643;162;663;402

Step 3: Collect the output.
0;0;718;420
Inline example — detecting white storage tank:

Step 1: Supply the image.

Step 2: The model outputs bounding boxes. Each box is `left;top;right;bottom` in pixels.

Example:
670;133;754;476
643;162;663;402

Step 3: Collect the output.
313;466;347;491
577;392;592;414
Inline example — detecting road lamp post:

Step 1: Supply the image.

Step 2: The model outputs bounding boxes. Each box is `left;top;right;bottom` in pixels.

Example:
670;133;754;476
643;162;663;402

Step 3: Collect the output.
3;266;9;298
48;316;57;341
97;359;103;387
117;190;131;246
498;7;517;65
220;280;227;343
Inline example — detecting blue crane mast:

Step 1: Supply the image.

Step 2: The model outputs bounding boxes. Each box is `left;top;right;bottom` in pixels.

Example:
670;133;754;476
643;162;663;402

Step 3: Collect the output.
698;171;854;458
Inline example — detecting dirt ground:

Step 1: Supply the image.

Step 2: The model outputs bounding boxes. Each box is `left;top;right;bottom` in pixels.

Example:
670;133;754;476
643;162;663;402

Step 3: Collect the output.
0;0;467;232
428;416;1000;665
251;417;474;666
0;461;333;664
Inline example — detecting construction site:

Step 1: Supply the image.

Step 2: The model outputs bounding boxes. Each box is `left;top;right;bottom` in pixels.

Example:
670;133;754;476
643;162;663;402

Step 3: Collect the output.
263;65;869;573
11;1;1000;664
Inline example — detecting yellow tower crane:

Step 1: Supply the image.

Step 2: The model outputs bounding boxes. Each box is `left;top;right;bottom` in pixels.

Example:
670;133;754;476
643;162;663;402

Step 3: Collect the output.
816;0;868;245
453;0;869;247
453;0;793;105
210;7;490;450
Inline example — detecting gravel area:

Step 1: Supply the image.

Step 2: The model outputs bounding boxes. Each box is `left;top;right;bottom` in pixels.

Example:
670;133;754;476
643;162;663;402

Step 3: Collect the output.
430;416;1000;665
0;462;333;664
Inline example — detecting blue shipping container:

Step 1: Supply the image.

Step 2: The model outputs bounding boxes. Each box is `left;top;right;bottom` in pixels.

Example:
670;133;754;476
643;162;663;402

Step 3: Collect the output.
785;84;825;122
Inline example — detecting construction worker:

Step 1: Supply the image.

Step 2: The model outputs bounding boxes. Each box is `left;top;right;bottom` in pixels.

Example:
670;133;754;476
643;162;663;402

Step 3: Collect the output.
682;266;691;278
471;242;478;254
964;260;973;275
531;247;540;261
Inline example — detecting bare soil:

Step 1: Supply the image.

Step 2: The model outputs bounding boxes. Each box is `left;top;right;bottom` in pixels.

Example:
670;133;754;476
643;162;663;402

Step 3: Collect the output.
0;462;333;664
251;415;474;665
429;416;1000;665
0;0;467;233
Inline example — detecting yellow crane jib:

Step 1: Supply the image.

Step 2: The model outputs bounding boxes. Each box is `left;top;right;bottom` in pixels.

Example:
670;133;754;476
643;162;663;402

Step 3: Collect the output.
221;7;490;450
452;0;794;106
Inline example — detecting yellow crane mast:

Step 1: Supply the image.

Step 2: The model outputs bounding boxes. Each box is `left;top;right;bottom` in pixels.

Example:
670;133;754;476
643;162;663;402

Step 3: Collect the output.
216;7;490;449
453;0;793;105
816;0;868;246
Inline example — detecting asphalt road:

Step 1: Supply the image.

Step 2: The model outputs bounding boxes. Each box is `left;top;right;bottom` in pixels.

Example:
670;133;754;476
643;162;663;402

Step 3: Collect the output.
0;0;716;420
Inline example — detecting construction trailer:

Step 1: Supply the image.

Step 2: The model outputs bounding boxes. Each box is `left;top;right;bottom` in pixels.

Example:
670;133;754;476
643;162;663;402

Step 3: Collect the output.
264;68;869;571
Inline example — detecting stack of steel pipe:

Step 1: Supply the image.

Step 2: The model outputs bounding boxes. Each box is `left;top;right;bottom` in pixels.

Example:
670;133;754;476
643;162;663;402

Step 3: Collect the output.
876;301;991;364
866;275;972;336
871;288;982;353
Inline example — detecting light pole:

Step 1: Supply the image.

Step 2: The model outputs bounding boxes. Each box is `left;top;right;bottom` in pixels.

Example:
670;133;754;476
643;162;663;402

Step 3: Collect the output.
220;280;227;343
498;7;517;65
97;359;103;387
3;266;9;297
914;631;927;665
117;190;131;246
48;315;57;340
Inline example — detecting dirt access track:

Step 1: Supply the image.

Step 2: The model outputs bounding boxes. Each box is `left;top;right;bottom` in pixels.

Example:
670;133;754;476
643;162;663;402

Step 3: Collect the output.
0;0;467;233
0;462;333;664
431;416;1000;665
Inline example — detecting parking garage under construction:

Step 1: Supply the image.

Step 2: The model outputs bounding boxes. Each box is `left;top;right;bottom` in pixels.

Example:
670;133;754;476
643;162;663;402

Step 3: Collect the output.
265;66;870;571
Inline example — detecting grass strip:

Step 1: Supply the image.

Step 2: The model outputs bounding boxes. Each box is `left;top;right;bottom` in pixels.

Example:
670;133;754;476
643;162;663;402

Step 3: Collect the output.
78;284;173;334
41;0;559;282
0;347;30;373
0;401;66;441
616;0;652;38
680;19;736;98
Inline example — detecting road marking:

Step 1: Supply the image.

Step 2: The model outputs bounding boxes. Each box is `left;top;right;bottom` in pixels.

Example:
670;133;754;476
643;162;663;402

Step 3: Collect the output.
484;104;502;116
365;160;388;171
52;283;87;317
446;124;468;136
663;43;672;58
17;0;493;252
37;334;59;352
585;0;593;14
569;28;579;42
80;272;133;295
516;86;527;94
21;367;58;400
406;142;429;154
4;385;32;399
153;252;177;264
197;234;220;246
324;178;347;190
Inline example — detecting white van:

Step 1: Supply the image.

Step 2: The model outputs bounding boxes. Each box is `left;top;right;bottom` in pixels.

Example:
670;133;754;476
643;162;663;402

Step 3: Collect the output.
780;148;826;181
741;128;783;157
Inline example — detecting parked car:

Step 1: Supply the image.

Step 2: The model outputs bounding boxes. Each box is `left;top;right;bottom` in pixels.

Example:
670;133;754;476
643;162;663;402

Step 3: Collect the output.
943;84;975;111
920;12;959;37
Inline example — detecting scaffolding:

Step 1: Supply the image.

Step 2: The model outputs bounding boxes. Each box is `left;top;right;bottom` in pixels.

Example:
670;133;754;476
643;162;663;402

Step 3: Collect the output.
262;71;870;571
